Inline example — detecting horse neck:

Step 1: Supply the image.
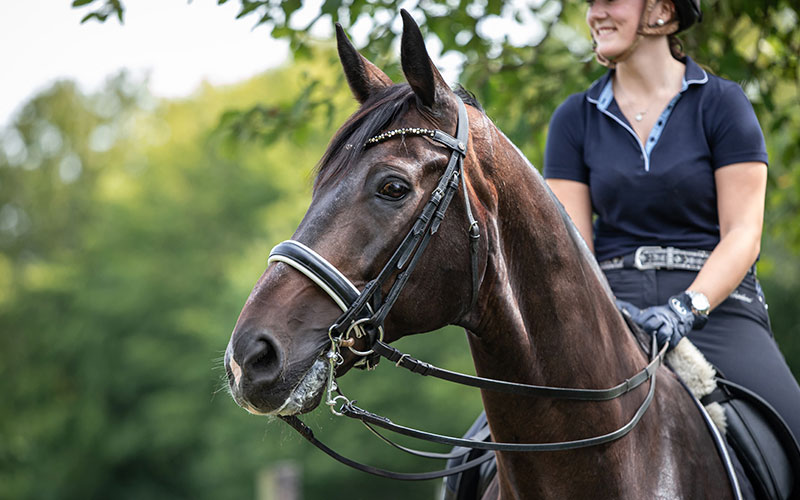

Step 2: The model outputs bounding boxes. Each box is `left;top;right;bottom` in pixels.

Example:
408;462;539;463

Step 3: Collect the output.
459;121;726;498
466;124;645;391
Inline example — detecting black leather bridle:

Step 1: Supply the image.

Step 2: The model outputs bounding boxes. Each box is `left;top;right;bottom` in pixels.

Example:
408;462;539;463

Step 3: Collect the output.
268;95;667;480
269;95;479;366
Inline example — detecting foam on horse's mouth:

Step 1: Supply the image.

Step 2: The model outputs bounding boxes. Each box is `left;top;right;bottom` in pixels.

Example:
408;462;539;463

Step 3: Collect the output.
271;357;329;416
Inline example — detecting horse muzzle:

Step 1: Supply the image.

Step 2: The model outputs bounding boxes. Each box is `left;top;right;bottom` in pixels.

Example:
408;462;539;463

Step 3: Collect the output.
226;314;336;415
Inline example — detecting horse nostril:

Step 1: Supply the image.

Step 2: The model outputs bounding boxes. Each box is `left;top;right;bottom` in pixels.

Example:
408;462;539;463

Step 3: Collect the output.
242;334;282;384
251;341;278;371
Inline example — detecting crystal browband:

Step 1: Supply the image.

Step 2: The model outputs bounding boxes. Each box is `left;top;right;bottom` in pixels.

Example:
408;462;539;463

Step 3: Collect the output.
365;127;437;146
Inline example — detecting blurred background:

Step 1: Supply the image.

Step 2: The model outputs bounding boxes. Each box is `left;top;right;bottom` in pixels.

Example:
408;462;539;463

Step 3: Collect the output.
1;1;798;499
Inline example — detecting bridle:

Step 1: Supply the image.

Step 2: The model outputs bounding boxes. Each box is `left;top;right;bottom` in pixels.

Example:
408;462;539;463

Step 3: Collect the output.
269;95;479;367
266;95;668;480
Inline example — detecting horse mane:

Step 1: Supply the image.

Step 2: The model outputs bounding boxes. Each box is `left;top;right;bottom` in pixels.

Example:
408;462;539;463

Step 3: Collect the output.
314;84;482;190
546;185;616;300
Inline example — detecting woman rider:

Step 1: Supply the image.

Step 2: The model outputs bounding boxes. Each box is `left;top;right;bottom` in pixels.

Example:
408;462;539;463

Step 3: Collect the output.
543;0;800;444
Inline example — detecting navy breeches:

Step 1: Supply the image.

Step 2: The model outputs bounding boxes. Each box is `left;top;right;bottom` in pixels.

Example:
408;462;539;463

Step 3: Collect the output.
604;268;800;443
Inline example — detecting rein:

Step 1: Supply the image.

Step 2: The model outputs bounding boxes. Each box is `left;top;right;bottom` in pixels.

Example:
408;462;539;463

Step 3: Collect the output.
280;337;666;480
268;95;668;480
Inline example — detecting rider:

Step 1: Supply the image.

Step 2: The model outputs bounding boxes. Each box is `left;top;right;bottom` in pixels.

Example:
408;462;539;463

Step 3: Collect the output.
543;0;800;445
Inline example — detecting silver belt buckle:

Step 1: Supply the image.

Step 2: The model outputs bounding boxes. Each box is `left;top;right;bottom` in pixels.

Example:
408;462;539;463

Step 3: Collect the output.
633;246;662;270
665;246;676;269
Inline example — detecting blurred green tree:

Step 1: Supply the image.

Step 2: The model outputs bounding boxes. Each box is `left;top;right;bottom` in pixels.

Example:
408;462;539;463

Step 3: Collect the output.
0;70;305;498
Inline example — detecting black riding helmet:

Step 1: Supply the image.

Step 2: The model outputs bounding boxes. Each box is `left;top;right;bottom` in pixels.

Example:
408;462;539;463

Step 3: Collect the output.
674;0;702;32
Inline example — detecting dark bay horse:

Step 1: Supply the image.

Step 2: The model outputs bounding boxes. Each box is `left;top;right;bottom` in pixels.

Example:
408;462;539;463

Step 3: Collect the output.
224;11;734;499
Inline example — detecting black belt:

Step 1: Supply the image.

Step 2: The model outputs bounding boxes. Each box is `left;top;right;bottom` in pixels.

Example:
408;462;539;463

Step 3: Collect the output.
598;246;756;276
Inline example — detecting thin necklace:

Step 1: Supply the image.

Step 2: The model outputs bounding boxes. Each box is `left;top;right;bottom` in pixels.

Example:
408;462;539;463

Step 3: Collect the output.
616;88;649;122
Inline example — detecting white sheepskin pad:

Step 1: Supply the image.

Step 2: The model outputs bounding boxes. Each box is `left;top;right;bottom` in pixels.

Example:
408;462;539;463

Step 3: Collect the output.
666;337;727;434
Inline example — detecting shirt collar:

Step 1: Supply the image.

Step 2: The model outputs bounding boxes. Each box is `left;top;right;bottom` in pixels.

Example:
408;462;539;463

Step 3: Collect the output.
586;56;708;107
682;56;708;89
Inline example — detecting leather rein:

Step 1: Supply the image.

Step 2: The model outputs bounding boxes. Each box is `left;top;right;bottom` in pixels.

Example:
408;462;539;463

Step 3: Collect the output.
267;96;668;480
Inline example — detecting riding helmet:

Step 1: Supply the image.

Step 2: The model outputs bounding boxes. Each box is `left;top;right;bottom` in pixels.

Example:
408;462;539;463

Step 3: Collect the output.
673;0;702;32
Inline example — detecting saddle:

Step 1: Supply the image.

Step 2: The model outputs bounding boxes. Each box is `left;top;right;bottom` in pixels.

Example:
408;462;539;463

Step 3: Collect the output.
702;377;800;500
441;378;800;500
440;411;494;500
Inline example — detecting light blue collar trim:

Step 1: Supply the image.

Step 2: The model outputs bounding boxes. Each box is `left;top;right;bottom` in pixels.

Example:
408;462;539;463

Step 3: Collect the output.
587;66;708;172
596;80;614;111
682;68;709;91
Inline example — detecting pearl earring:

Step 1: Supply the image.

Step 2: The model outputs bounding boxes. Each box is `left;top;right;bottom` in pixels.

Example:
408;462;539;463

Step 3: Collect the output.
656;18;665;25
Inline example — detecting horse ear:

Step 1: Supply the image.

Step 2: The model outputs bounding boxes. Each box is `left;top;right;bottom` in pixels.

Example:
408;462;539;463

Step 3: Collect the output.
400;9;451;108
336;23;392;104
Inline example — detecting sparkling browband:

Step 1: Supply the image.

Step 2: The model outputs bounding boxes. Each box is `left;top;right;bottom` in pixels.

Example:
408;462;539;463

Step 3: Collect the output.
365;127;437;146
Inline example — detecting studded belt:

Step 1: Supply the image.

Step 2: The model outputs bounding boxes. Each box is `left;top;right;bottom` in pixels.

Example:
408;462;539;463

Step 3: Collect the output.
598;246;756;275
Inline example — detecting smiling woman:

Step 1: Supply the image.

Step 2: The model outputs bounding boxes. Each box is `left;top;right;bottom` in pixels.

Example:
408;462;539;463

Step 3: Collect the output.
546;0;800;480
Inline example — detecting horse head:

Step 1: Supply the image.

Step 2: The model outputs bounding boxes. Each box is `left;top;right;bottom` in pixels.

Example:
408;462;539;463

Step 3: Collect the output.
224;11;489;416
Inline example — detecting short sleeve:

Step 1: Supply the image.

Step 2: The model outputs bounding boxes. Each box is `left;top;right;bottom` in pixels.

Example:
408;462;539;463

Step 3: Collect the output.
708;83;769;169
544;94;589;184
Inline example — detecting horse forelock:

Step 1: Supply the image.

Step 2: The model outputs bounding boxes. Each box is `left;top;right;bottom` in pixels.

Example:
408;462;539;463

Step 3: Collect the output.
313;84;482;192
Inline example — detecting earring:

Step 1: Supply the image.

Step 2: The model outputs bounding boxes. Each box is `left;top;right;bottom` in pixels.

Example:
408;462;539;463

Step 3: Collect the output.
656;18;665;26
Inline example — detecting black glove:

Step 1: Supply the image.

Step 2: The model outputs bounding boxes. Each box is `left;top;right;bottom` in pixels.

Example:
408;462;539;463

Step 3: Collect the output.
617;293;700;350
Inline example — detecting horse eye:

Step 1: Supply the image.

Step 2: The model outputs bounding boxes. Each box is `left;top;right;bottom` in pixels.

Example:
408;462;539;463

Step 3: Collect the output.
378;180;409;200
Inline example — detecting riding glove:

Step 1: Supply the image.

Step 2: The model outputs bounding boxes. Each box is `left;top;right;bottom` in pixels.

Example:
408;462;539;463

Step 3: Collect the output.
617;293;704;350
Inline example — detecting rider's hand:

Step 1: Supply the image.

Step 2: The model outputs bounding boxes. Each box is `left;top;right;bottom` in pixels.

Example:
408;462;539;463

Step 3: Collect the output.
616;293;701;350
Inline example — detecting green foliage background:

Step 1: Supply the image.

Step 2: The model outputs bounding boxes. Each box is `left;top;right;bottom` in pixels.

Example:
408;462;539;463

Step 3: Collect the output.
1;1;798;498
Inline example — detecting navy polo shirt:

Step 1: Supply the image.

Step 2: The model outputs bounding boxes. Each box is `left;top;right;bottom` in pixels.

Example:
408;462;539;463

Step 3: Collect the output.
544;57;768;262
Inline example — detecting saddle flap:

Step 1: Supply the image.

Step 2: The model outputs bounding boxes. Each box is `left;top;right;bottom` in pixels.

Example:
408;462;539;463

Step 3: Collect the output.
442;412;495;500
717;379;800;500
